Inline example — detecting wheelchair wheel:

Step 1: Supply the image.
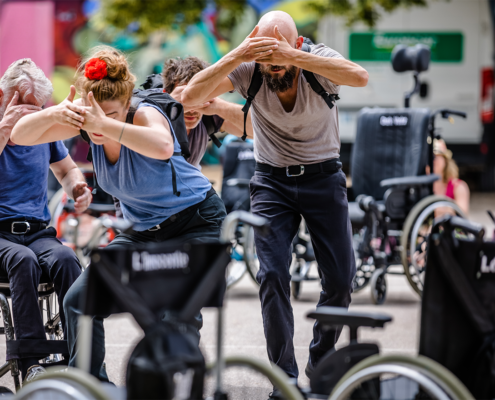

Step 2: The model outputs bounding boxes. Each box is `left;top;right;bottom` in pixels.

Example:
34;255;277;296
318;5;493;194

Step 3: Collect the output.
401;195;465;296
243;226;261;285
329;354;474;400
207;355;305;400
352;256;374;293
370;268;387;305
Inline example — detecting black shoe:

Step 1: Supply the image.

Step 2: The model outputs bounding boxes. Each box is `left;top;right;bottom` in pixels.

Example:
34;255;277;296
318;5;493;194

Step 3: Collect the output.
305;360;314;379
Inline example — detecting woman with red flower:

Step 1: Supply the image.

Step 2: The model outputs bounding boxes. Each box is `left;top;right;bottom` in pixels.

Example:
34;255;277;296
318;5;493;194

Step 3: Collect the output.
11;45;226;382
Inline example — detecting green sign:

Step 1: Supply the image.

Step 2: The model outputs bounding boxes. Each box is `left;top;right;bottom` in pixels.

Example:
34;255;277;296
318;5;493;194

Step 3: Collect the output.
349;32;463;63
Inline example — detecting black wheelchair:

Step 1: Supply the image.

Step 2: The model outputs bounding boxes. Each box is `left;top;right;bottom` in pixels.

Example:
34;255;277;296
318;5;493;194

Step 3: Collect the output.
349;44;467;304
0;270;68;393
12;212;310;400
301;215;493;400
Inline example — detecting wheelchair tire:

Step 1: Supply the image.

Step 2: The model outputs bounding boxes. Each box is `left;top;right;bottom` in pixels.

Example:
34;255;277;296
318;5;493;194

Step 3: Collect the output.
207;355;305;400
370;268;387;305
329;354;474;400
18;367;111;400
401;195;464;297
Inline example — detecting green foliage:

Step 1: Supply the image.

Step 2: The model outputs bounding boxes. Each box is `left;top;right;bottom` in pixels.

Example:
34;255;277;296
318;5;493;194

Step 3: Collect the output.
96;0;247;37
308;0;429;28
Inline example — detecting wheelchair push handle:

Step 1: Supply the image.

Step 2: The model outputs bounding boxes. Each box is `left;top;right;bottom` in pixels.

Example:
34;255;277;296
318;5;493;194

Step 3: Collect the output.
440;109;467;119
220;211;270;243
434;215;485;239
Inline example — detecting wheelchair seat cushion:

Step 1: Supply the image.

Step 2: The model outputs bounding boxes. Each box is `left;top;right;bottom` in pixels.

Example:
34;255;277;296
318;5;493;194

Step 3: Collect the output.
351;107;430;200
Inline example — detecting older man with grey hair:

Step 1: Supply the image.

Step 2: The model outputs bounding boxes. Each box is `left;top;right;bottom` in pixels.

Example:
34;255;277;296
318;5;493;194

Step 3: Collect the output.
0;59;91;381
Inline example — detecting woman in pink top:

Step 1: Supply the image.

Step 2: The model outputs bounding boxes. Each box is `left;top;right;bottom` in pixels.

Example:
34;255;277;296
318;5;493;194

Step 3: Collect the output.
432;139;470;215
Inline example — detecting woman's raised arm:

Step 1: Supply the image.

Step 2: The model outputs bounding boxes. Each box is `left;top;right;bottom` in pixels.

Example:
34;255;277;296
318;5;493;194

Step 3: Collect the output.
11;86;85;145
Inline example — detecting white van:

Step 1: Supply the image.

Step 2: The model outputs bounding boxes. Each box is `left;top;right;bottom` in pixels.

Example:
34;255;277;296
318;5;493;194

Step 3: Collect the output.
318;0;493;170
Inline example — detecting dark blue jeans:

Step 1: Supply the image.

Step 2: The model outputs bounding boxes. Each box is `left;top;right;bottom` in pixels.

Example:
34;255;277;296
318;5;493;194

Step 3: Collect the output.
0;227;82;373
250;169;356;379
63;194;226;381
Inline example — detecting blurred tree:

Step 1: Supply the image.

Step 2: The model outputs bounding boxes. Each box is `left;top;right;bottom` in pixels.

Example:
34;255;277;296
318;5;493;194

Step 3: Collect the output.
308;0;429;28
96;0;247;37
96;0;434;35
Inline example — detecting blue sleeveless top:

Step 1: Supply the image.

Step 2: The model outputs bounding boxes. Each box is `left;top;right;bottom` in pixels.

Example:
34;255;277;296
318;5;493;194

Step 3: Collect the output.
91;103;211;231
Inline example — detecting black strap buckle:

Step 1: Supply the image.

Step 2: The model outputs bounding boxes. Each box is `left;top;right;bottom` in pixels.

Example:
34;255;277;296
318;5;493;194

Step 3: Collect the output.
286;165;305;177
11;221;31;235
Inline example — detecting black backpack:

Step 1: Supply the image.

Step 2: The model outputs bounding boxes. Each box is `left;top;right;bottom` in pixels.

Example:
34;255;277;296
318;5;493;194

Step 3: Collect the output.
240;37;340;140
140;74;222;148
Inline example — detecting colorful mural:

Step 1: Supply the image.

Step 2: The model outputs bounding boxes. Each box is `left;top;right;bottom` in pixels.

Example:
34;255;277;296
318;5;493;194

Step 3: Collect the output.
46;0;320;103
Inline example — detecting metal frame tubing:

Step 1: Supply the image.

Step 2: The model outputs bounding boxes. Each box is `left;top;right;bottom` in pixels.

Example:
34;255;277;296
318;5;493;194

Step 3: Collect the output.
0;292;20;391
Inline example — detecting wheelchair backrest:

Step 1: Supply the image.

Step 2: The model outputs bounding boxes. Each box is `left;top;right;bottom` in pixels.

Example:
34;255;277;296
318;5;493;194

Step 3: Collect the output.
222;139;255;182
84;241;231;330
351;107;430;200
221;139;255;213
420;224;495;398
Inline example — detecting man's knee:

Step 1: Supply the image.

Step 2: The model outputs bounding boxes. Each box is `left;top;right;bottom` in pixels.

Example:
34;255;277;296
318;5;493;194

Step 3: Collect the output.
50;246;82;277
258;268;291;289
7;247;40;277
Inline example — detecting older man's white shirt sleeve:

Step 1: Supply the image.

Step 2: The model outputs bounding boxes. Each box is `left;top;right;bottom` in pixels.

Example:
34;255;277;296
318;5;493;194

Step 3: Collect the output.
310;44;345;95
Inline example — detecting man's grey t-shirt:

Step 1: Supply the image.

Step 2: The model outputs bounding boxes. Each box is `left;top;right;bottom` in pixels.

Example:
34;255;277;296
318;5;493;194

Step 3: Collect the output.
228;43;344;167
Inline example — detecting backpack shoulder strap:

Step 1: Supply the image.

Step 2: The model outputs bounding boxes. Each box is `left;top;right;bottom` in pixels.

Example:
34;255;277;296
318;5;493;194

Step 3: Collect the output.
202;115;221;148
301;43;340;110
79;129;93;162
241;63;262;141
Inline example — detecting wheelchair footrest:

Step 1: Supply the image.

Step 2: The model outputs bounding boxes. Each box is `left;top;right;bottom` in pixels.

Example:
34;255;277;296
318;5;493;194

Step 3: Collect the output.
6;339;68;360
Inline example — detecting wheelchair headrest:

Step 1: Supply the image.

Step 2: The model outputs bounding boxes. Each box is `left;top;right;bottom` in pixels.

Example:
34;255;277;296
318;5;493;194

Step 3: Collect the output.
392;44;430;73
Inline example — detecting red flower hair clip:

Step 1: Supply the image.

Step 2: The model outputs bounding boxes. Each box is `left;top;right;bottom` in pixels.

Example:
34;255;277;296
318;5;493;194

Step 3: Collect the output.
85;58;108;80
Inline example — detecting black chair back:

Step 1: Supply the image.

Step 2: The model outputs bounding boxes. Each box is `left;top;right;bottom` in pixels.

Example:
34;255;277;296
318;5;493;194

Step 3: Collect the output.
420;216;495;399
351;107;430;200
83;241;231;330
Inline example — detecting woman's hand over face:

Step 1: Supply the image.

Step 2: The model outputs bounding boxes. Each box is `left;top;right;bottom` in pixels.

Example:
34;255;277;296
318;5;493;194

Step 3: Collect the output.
52;86;86;130
81;91;106;134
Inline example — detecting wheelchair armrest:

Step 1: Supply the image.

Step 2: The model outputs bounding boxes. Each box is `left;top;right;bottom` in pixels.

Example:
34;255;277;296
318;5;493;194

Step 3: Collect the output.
307;306;392;329
380;174;439;188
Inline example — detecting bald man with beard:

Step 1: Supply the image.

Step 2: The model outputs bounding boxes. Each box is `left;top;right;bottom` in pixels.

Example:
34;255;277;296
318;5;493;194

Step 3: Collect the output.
182;11;368;398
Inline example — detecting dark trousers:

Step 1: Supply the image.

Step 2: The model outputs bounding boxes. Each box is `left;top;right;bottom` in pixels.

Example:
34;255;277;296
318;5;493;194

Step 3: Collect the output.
0;227;82;370
63;194;227;381
250;170;356;379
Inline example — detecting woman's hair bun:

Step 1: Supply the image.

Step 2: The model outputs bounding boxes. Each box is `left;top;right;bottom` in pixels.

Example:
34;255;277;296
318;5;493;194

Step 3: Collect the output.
76;45;136;103
87;46;132;81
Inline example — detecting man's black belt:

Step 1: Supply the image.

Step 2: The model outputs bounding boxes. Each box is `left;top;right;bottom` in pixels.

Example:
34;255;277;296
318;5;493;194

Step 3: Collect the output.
148;187;217;232
0;220;48;235
256;158;342;177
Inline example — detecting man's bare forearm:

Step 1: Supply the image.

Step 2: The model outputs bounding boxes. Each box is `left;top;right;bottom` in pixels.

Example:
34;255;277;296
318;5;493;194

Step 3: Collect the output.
216;102;253;138
291;51;368;87
182;54;240;107
58;165;85;200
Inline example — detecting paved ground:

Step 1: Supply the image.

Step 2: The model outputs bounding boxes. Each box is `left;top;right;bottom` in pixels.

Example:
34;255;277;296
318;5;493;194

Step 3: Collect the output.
0;180;492;398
